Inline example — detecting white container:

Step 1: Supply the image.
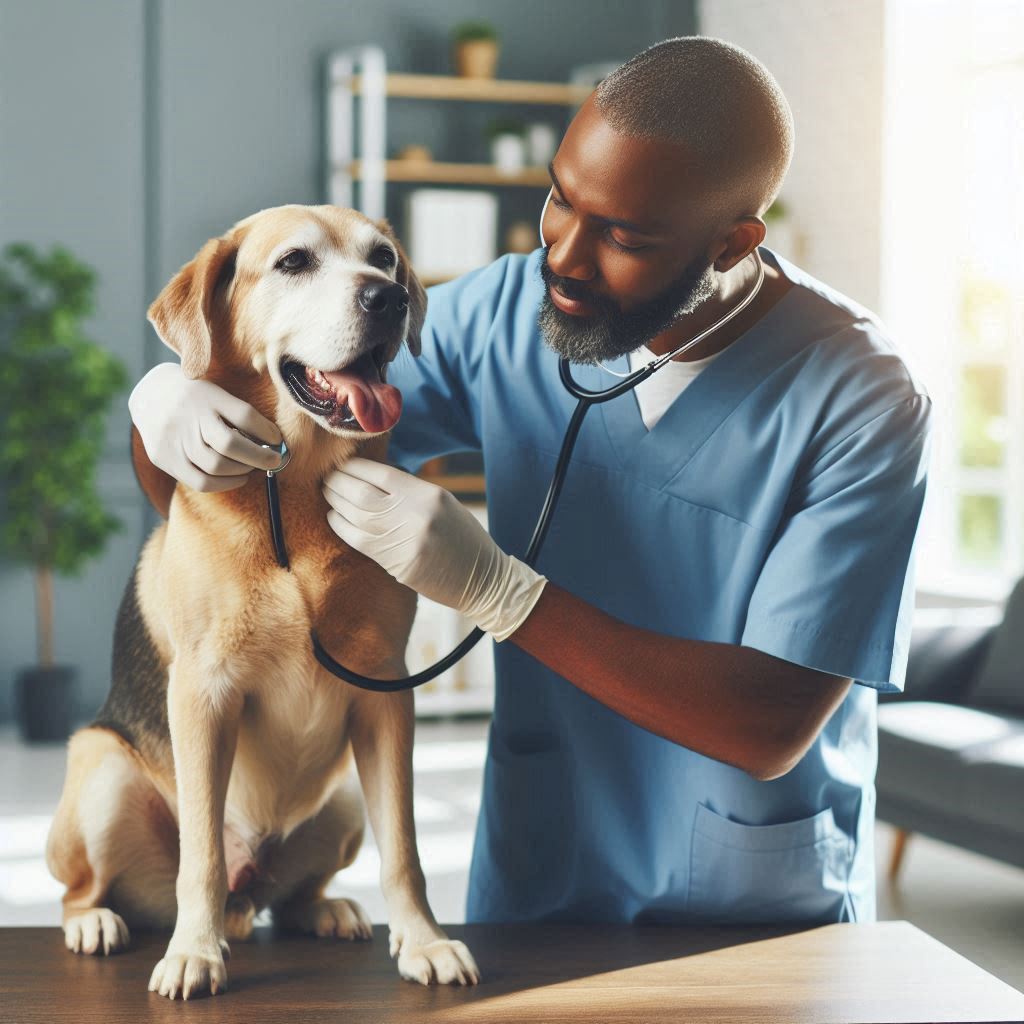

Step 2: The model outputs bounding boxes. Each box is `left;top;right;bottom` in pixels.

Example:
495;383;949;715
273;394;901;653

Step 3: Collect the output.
405;189;498;280
526;122;557;166
490;134;526;175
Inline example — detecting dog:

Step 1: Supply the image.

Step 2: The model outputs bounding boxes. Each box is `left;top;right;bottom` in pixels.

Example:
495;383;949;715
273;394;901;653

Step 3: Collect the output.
44;204;480;999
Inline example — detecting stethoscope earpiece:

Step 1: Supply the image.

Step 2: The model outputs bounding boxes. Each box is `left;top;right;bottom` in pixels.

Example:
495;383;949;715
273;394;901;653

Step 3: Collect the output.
539;187;553;248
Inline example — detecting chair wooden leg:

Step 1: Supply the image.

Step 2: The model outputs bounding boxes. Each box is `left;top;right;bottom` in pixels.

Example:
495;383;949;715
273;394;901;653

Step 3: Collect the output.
888;827;911;883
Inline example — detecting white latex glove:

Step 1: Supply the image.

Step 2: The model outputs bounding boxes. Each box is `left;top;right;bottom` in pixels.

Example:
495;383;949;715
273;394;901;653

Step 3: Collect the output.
129;362;285;491
322;457;548;643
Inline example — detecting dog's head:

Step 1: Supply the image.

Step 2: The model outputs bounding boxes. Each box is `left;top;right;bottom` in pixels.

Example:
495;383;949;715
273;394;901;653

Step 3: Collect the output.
147;204;427;438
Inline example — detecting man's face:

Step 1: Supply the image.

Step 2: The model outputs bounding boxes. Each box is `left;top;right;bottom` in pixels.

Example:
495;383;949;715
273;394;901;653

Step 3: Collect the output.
537;95;722;364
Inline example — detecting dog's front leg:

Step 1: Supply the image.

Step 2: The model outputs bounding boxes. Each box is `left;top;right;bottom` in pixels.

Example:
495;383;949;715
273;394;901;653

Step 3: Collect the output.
149;660;242;1000
350;689;480;986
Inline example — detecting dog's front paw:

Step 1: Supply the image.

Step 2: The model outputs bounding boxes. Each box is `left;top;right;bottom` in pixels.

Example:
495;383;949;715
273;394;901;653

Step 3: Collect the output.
148;939;229;1000
275;897;372;940
395;936;480;986
64;908;130;955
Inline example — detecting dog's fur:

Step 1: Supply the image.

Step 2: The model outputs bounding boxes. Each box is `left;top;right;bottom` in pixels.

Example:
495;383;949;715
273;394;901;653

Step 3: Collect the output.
44;204;479;999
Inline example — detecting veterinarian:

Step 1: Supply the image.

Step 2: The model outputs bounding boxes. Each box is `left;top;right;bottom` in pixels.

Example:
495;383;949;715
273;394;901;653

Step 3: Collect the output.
130;37;931;927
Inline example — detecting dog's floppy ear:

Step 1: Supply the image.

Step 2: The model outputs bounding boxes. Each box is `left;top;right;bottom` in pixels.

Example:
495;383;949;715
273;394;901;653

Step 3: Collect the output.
376;219;426;357
147;236;238;379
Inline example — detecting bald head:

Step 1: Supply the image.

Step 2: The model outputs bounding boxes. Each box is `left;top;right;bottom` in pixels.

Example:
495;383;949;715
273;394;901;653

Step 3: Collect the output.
595;36;794;221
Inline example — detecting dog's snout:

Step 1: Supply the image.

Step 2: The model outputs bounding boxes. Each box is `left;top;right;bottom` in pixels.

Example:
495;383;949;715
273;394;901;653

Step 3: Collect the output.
358;281;409;319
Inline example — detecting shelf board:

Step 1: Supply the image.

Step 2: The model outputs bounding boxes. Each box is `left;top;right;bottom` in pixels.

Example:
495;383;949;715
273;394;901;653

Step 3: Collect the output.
347;72;591;106
418;472;487;494
347;159;550;187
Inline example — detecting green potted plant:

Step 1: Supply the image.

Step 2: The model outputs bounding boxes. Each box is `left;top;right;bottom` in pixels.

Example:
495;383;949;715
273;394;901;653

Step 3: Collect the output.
0;242;128;742
452;20;500;79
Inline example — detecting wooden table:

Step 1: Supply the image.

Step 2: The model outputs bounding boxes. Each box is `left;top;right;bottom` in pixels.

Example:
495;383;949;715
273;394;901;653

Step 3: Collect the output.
3;921;1024;1023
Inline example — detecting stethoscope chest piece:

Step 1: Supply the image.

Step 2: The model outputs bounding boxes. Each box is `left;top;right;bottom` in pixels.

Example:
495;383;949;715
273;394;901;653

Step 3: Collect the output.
265;439;291;476
234;427;292;476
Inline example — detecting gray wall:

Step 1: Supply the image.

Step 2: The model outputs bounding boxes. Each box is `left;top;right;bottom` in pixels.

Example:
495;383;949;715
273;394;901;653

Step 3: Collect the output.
0;0;696;724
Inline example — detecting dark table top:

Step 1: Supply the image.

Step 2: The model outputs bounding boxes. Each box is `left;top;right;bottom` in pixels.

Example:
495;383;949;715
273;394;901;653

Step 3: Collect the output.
3;920;1024;1023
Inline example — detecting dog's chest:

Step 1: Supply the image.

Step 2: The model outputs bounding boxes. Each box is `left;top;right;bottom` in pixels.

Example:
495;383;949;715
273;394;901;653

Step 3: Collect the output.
226;648;354;836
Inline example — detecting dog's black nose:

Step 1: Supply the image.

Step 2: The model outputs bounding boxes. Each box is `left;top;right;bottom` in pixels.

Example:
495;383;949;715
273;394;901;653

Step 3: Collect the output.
358;281;409;318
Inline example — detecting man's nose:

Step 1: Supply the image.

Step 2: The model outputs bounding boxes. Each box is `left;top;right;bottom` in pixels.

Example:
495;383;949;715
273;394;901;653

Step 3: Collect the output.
545;217;596;283
358;281;409;320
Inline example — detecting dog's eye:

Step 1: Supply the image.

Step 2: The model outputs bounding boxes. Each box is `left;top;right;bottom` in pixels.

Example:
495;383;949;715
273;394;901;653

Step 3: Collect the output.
369;246;396;271
276;249;312;273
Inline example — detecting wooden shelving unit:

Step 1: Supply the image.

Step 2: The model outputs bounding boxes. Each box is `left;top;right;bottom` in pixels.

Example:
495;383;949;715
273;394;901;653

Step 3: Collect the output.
349;158;552;188
349;71;592;106
327;49;585;220
327;50;587;501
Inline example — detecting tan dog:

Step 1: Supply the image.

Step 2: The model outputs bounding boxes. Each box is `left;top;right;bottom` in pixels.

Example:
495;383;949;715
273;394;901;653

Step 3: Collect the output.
44;204;480;999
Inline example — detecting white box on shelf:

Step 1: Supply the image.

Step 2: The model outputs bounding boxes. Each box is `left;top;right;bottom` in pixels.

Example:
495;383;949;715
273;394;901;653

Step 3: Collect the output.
405;189;497;280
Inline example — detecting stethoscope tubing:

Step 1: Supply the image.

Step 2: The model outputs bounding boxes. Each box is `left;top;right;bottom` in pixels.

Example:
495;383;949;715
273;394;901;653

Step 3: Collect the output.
300;193;766;692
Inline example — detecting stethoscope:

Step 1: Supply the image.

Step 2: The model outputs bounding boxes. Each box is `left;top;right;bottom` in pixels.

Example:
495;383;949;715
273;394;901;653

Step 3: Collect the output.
258;190;765;692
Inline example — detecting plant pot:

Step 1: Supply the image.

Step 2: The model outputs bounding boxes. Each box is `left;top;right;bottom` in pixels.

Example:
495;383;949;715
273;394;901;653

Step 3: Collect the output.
453;39;499;79
491;134;526;175
15;664;77;743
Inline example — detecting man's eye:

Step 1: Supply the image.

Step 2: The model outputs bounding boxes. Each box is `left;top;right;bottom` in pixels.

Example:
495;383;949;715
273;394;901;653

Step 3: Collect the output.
369;246;396;270
550;195;571;211
607;232;648;253
276;249;312;273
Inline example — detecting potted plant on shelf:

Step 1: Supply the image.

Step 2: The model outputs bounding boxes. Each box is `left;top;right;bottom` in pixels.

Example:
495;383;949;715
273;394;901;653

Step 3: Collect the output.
0;242;128;742
452;21;500;79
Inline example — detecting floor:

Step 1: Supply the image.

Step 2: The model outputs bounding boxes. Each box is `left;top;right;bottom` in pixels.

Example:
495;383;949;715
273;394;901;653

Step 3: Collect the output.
2;719;1022;994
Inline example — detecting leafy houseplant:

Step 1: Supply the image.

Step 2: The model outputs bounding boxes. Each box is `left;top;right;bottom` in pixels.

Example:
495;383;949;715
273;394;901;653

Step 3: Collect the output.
485;117;525;141
0;243;128;741
451;20;500;79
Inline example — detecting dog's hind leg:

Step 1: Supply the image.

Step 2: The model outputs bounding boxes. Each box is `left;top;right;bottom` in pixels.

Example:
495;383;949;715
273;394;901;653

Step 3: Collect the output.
260;765;372;940
46;727;179;955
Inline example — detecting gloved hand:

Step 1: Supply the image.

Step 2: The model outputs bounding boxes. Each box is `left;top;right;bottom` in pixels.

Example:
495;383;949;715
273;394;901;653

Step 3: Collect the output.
129;362;285;492
322;457;548;643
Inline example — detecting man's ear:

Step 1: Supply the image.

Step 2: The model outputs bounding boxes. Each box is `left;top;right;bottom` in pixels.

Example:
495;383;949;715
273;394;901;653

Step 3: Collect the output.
376;218;426;357
147;236;238;379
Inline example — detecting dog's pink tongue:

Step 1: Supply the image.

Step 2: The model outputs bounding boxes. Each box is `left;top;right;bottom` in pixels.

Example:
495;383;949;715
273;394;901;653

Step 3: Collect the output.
323;363;403;433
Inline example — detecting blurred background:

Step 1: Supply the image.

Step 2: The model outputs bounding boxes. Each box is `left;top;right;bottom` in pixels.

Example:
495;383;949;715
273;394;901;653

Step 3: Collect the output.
1;0;1022;992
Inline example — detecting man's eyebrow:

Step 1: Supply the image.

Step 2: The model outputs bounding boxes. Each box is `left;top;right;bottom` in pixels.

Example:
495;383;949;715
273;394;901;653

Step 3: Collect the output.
547;161;666;236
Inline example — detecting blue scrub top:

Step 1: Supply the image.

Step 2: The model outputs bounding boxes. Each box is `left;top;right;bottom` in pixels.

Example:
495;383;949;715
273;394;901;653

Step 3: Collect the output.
385;246;932;926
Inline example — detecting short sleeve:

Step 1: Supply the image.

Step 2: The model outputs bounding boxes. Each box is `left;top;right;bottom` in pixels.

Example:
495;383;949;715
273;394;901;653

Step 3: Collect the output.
740;393;933;693
385;255;517;474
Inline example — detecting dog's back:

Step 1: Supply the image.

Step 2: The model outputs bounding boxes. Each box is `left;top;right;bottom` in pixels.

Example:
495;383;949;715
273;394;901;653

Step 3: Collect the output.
91;559;173;776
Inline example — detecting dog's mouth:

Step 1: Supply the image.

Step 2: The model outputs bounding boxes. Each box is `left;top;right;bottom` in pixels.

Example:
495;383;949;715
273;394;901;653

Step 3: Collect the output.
280;343;402;434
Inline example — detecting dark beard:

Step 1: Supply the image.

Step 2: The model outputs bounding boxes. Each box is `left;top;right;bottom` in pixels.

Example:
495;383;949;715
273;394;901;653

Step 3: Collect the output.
537;246;719;364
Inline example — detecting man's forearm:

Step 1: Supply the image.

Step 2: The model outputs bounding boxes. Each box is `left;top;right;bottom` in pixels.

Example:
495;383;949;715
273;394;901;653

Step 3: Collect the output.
508;580;851;780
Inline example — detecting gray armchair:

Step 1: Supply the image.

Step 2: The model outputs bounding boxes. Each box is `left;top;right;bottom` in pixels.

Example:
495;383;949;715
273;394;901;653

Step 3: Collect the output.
876;577;1024;880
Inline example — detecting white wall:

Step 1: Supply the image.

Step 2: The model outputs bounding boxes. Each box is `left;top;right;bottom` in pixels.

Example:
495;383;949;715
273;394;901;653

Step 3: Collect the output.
698;0;886;311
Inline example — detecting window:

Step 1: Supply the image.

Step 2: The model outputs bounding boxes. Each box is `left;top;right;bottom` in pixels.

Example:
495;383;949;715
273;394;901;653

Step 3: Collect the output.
882;0;1024;598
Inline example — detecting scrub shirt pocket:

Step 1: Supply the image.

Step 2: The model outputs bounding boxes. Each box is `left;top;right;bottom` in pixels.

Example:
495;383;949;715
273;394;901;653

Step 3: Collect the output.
469;732;577;921
687;803;854;924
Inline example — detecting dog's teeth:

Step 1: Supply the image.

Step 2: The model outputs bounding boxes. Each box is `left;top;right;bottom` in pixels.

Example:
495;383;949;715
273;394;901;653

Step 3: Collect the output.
309;368;333;393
